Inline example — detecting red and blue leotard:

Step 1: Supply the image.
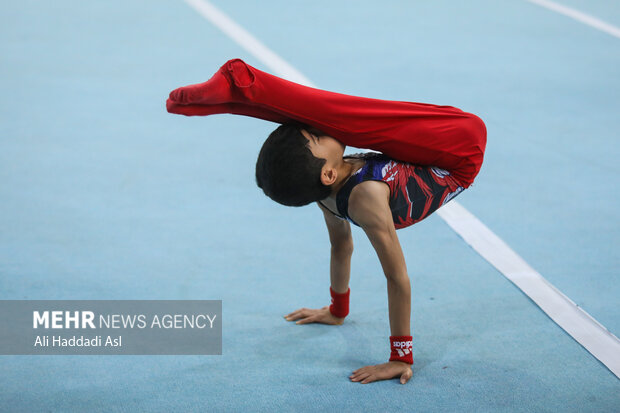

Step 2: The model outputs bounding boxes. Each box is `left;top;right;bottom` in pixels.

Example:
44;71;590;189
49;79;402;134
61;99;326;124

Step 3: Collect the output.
320;152;464;230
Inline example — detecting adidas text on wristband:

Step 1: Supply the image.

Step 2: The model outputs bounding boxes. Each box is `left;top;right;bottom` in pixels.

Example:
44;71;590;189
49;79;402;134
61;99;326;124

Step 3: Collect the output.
389;335;413;364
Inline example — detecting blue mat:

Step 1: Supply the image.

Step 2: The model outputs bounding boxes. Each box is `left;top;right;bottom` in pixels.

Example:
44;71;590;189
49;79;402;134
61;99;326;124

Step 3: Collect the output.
1;0;619;411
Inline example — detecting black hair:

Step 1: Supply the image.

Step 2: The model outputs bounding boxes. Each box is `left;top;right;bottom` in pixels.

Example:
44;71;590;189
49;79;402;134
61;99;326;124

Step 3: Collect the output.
255;123;331;206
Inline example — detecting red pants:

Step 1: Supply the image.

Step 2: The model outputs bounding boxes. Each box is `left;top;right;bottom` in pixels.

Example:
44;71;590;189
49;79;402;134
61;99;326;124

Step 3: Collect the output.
167;59;487;187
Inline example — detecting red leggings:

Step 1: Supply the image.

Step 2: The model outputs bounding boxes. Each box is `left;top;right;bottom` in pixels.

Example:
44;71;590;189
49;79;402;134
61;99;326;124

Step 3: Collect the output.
166;59;487;187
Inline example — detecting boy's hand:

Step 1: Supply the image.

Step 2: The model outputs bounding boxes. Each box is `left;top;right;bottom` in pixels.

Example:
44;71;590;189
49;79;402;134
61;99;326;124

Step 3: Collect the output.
284;306;344;325
350;361;413;384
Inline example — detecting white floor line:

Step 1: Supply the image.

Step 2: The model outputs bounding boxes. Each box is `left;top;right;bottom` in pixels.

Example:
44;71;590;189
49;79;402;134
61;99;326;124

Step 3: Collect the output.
438;202;620;378
183;0;312;86
182;0;620;379
526;0;620;39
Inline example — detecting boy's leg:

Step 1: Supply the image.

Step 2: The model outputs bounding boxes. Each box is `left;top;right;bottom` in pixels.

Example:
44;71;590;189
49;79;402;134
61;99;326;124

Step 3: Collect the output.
166;101;291;124
167;59;486;187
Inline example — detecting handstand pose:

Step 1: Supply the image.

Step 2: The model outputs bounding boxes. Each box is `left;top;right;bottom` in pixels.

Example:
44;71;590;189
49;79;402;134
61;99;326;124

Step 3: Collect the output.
167;59;487;384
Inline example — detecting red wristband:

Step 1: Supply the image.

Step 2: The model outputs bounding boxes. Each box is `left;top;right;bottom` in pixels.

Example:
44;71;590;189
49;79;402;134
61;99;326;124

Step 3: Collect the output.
389;336;413;364
329;287;350;318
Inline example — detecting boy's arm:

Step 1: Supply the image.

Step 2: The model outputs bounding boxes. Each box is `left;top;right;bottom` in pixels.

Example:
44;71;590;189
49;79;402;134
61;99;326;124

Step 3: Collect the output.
283;202;353;325
347;180;413;384
318;202;354;294
348;181;410;336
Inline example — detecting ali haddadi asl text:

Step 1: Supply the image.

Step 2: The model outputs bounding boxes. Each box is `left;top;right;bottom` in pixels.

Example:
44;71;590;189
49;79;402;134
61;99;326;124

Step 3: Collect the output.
33;335;121;347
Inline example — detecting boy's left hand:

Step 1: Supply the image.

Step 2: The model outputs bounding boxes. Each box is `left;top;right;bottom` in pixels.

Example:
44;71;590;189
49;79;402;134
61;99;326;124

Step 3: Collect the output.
350;361;413;384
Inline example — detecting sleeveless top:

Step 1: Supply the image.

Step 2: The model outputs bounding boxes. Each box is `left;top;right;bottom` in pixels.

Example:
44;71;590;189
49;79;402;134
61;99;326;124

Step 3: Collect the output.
319;152;465;230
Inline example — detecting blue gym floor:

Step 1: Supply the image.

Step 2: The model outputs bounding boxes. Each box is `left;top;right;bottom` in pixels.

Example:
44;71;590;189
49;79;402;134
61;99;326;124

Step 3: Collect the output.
1;0;619;411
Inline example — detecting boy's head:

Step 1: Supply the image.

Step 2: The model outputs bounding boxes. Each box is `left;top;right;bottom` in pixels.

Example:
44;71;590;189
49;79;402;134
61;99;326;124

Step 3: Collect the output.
255;123;345;207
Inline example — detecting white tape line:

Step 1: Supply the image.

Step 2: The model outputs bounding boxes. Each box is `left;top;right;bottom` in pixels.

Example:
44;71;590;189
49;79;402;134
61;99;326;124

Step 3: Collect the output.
182;0;620;378
526;0;620;39
183;0;313;86
438;202;620;378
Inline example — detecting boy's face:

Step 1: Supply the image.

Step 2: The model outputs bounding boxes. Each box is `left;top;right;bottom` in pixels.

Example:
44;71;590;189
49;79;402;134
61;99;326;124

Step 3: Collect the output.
301;129;346;165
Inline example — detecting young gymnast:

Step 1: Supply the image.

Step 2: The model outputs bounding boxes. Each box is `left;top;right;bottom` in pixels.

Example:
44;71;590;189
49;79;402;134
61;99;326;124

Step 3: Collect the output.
166;59;487;384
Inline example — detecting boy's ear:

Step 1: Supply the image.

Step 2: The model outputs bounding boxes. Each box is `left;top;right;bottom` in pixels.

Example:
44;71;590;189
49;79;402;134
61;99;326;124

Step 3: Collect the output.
320;166;338;186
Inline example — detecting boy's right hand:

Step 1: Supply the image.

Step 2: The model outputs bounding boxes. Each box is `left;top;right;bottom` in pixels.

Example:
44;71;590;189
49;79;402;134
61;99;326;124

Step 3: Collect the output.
284;306;344;325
